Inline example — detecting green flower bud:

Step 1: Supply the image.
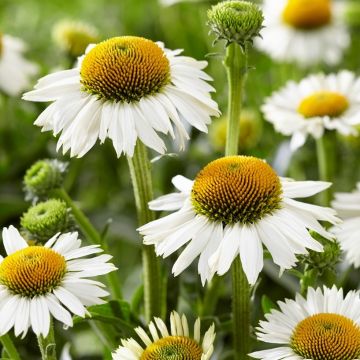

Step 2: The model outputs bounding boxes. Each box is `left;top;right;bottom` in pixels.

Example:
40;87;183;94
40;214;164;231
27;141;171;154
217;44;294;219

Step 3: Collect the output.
21;199;74;244
52;19;99;57
23;159;68;202
298;231;341;276
207;0;264;48
209;108;262;152
344;1;360;28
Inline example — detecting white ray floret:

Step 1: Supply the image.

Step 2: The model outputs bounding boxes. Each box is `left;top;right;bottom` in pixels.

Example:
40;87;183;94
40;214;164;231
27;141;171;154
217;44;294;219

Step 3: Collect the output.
0;35;37;96
262;71;360;151
250;286;360;360
23;36;219;158
331;182;360;268
138;156;340;286
112;311;215;360
256;0;349;67
0;226;116;337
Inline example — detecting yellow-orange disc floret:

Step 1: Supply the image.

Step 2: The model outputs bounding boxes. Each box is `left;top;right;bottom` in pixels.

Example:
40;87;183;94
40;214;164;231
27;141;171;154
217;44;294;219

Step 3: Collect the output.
140;336;203;360
0;246;66;297
291;313;360;360
191;156;282;225
80;36;171;103
282;0;332;30
298;91;349;118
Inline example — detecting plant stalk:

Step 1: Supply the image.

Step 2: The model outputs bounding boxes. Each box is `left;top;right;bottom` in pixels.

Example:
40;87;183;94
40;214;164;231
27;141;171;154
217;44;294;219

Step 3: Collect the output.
0;334;21;360
316;135;333;206
127;141;162;321
224;42;251;360
37;320;56;360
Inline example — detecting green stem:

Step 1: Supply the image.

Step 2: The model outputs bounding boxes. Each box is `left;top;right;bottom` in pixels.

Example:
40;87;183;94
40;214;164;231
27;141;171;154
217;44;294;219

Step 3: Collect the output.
224;43;248;155
224;43;251;360
52;188;101;245
201;275;222;316
51;188;123;300
127;141;162;322
232;258;251;360
315;135;333;206
0;334;21;360
37;320;56;360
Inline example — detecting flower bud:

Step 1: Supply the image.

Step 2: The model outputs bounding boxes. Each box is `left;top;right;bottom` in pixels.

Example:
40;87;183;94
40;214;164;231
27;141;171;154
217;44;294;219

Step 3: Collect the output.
21;199;74;244
298;231;341;275
23;159;68;202
207;0;264;48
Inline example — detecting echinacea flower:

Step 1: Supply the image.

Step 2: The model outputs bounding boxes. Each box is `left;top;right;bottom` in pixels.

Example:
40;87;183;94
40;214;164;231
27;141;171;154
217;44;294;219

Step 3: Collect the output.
250;286;360;360
112;311;215;359
262;71;360;151
23;36;220;158
256;0;349;67
0;33;37;96
331;183;360;267
0;226;116;337
138;155;339;285
52;19;99;57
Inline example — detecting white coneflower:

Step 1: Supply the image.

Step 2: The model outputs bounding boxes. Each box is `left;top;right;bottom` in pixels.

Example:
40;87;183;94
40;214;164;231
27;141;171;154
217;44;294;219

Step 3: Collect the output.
262;71;360;151
139;155;339;285
112;311;215;359
23;36;220;158
256;0;349;67
0;226;116;337
331;183;360;267
52;19;99;57
0;33;37;96
250;286;360;360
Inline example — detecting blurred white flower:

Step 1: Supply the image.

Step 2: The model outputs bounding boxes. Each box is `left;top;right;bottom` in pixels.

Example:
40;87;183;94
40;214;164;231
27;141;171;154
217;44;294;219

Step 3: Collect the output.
0;34;37;96
262;71;360;151
332;183;360;267
256;0;349;67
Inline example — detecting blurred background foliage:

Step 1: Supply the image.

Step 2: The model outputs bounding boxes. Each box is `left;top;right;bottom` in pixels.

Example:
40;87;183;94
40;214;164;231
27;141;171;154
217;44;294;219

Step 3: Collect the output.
1;0;360;358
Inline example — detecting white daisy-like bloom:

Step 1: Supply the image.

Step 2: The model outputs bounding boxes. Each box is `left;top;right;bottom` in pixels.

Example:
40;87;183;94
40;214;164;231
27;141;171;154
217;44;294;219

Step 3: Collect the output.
112;311;215;360
250;286;360;360
22;36;220;158
262;71;360;151
0;225;116;337
138;155;340;285
0;34;37;96
256;0;349;67
331;183;360;267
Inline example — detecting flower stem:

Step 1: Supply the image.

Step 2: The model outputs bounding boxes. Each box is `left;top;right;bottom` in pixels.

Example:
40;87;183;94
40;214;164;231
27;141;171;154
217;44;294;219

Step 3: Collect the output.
0;334;21;360
201;275;222;316
127;141;163;321
224;42;251;360
51;188;123;300
316;134;334;206
232;257;251;360
37;320;57;360
224;43;247;155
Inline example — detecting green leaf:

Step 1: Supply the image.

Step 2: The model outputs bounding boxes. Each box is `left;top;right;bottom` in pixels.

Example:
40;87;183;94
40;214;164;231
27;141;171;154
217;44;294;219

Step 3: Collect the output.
74;300;141;337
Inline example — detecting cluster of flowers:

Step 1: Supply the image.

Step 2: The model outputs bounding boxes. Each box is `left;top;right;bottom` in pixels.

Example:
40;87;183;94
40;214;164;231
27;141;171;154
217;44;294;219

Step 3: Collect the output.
1;0;360;359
